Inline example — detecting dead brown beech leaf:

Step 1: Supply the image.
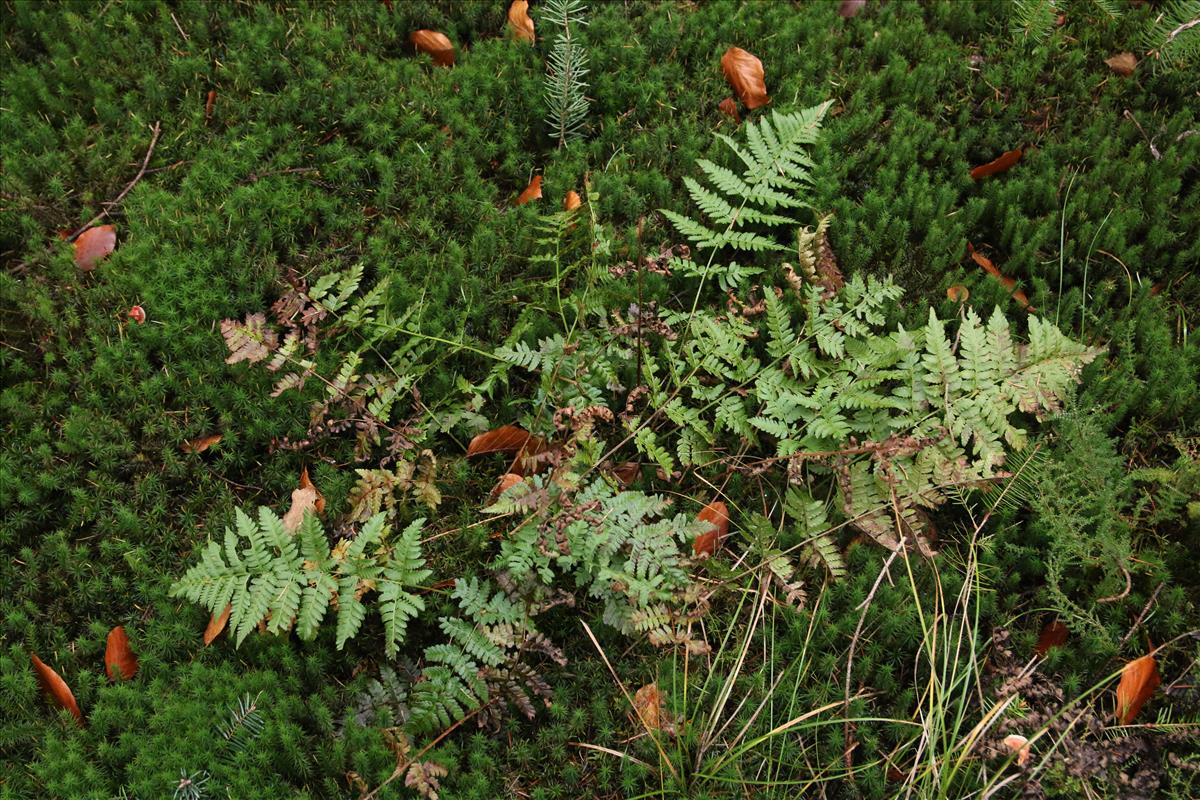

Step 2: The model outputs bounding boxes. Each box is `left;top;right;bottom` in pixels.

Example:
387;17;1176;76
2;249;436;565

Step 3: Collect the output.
516;175;543;205
633;682;666;731
181;434;222;454
563;190;582;211
490;472;524;501
718;97;741;124
205;89;217;122
508;0;535;43
74;225;117;271
970;148;1023;180
967;243;1035;311
1116;653;1160;724
611;461;641;487
204;604;231;646
1105;52;1137;77
410;30;455;66
282;487;320;534
299;465;326;515
693;500;730;557
721;47;769;110
468;424;543;457
104;626;138;681
30;653;83;722
946;285;970;303
1034;619;1068;656
1003;734;1032;766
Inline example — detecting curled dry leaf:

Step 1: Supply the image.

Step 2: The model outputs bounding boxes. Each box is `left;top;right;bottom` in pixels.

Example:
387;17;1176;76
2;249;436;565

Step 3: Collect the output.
1003;734;1032;766
563;190;582;211
490;472;524;501
632;682;665;731
410;30;455;66
839;0;866;18
1034;619;1068;656
946;285;969;303
970;148;1023;180
721;47;769;110
127;305;146;324
1116;653;1160;724
516;175;543;205
718;97;741;124
1104;52;1137;77
299;465;326;515
204;603;232;646
508;0;535;43
74;225;117;271
105;626;138;681
611;461;641;487
282;486;319;534
181;434;222;454
693;500;730;557
30;653;83;722
467;424;543;457
968;243;1034;311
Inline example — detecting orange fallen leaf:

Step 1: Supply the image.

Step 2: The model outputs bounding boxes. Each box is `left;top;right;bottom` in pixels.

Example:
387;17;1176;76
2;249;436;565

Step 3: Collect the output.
563;190;582;211
1104;52;1137;77
721;47;769;110
970;148;1022;180
633;682;665;731
1034;620;1068;656
299;465;326;515
516;175;543;205
946;285;969;303
205;89;217;122
204;604;231;646
181;434;222;454
468;424;544;457
611;461;641;487
1003;734;1032;766
74;225;117;271
967;243;1034;311
1116;653;1160;724
30;653;83;722
410;30;455;66
490;472;524;501
508;0;535;43
839;0;866;17
718;97;741;124
693;500;730;557
104;626;138;681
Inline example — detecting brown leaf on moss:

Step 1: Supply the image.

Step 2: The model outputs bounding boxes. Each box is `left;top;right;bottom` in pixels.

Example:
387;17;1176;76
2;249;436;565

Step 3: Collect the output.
633;682;665;731
74;225;116;271
721;47;769;110
718;97;741;124
1116;653;1160;724
1034;619;1068;656
970;148;1022;180
611;461;641;487
1104;52;1137;76
467;424;544;457
104;626;138;681
282;486;319;534
205;89;217;122
839;0;866;17
967;243;1035;311
490;472;524;501
299;465;326;515
563;190;582;211
516;175;543;205
946;285;970;303
30;653;83;722
410;30;455;66
508;0;535;43
181;434;222;454
204;604;231;646
693;500;730;557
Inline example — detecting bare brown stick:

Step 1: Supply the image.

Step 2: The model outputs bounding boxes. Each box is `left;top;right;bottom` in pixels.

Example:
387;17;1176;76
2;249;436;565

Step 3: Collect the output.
1123;110;1161;160
1096;563;1132;604
1117;581;1165;650
68;121;162;241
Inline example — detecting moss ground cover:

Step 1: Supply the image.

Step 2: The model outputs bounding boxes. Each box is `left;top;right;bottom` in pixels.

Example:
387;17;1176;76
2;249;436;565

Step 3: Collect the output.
2;1;1196;798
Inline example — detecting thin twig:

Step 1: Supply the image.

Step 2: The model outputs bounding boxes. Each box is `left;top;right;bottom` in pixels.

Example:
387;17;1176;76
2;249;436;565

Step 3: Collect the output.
1123;110;1161;160
1096;563;1132;604
68;121;162;240
1117;581;1165;650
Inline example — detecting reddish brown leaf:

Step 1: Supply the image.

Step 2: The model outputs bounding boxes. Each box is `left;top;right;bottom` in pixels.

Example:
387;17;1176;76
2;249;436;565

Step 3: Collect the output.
885;766;906;783
611;461;641;487
1034;620;1068;656
721;47;769;110
967;243;1034;311
30;653;83;722
410;30;455;66
1104;52;1137;76
563;190;582;211
1116;653;1160;724
970;148;1023;180
127;305;146;324
104;626;138;681
693;500;730;557
718;97;741;124
516;175;543;205
467;424;543;457
490;472;524;501
204;604;231;646
205;89;217;122
839;0;866;17
632;682;665;731
74;225;117;271
946;285;969;303
508;0;535;43
181;434;222;454
299;465;326;515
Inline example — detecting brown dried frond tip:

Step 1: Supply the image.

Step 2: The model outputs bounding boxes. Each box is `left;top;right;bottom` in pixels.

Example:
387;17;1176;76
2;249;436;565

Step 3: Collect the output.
221;313;278;364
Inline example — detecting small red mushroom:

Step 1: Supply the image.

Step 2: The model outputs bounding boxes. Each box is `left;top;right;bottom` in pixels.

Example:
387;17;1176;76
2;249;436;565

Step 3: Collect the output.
128;305;146;324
